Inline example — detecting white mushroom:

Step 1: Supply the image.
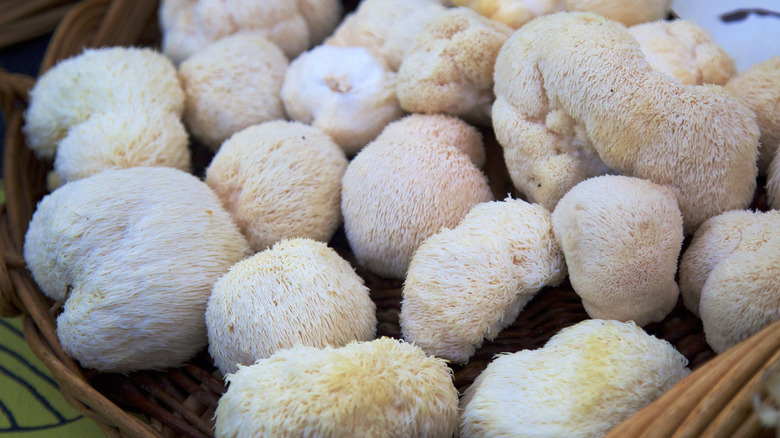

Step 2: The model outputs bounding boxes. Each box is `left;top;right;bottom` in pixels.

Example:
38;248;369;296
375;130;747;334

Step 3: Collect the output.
282;45;403;155
325;0;447;72
159;0;342;63
374;113;486;167
401;198;566;364
552;175;683;326
206;238;376;376
23;47;184;159
341;136;493;279
23;167;251;372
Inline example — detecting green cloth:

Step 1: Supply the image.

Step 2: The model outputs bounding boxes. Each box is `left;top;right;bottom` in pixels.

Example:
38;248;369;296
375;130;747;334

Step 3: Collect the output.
0;317;105;437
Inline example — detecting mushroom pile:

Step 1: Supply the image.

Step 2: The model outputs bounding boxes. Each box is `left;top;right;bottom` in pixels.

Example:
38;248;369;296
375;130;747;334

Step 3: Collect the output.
18;0;780;436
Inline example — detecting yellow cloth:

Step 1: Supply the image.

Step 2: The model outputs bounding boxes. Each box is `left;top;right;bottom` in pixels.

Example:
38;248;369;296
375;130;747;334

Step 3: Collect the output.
0;317;104;437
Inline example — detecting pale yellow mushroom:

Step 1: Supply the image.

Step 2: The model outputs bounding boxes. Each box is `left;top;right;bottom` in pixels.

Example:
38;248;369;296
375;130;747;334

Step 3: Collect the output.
460;319;690;437
206;238;376;375
214;338;459;437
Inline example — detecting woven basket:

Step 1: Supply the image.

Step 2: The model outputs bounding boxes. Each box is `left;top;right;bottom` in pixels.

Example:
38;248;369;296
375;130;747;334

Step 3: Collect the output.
1;1;778;436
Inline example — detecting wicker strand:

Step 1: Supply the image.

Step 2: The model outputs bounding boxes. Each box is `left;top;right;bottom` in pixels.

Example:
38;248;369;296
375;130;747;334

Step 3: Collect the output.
23;316;161;437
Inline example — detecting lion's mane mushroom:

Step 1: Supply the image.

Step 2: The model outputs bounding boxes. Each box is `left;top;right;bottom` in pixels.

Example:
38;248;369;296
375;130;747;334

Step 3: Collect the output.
493;12;759;233
552;175;683;326
159;0;342;64
341;134;493;279
453;0;669;29
22;167;251;372
629;19;736;86
451;0;565;29
770;156;780;210
460;319;690;438
401;198;566;364
564;0;671;26
374;113;486;167
281;45;403;155
215;338;458;437
205;121;347;252
179;33;288;151
678;210;780;353
397;8;512;125
206;238;376;376
53;108;189;183
23;47;189;184
726;57;780;176
324;0;446;72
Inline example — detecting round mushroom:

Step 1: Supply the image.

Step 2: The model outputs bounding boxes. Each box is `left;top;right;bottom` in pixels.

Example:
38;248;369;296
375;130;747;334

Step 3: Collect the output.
179;33;289;151
22;167;251;372
205;121;347;252
551;175;683;326
341;137;493;279
374;114;486;167
401;198;566;364
215;338;459;437
206;238;377;376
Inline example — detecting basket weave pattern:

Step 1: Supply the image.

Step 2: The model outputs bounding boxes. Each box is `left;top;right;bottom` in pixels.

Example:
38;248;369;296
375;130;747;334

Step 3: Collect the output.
1;1;779;437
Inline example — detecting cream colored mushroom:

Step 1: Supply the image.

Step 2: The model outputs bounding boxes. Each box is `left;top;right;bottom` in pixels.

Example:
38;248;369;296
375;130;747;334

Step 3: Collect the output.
552;175;683;326
397;8;512;125
206;238;376;376
22;167;251;372
281;45;403;155
629;19;736;86
564;0;671;26
460;319;690;438
679;210;780;317
214;338;458;437
325;0;446;72
678;210;780;353
401;198;565;364
159;0;342;63
341;137;493;279
205;121;347;252
493;12;759;233
179;33;288;150
374;113;486;167
726;57;780;175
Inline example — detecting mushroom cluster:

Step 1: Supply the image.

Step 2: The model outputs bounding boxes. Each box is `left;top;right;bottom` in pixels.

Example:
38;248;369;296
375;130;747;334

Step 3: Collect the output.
16;0;780;435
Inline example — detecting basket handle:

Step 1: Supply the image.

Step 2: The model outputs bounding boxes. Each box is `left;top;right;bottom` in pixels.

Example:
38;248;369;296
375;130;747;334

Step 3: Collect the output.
0;69;35;317
0;69;35;121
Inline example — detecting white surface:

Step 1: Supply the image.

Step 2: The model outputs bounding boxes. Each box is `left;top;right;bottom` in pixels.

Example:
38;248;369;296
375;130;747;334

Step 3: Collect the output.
672;0;780;71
